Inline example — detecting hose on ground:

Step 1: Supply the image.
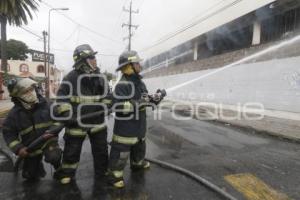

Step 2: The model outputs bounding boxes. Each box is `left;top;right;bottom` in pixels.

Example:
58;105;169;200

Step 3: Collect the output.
146;157;238;200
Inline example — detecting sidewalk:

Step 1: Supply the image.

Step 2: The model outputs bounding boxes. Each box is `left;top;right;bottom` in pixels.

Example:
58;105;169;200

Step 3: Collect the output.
0;100;13;115
0;100;14;164
161;100;300;142
0;100;13;127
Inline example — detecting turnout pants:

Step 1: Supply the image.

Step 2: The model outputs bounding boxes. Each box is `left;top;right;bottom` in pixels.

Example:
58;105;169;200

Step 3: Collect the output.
22;138;62;180
108;134;146;182
59;126;108;179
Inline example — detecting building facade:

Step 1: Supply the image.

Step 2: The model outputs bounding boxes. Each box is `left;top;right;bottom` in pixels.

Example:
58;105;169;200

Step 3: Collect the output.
142;0;300;78
0;59;63;100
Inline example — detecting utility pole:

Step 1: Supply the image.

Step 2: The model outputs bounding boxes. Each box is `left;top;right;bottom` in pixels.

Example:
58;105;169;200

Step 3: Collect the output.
122;0;139;51
47;8;69;99
42;31;48;97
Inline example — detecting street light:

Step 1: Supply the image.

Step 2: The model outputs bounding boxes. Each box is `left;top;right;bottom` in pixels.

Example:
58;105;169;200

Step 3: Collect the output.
46;7;69;98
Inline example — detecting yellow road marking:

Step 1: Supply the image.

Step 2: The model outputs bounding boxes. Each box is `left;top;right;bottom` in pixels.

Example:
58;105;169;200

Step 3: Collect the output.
224;173;291;200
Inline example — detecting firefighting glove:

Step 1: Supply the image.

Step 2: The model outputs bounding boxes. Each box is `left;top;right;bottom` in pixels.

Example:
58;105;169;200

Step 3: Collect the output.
149;89;167;105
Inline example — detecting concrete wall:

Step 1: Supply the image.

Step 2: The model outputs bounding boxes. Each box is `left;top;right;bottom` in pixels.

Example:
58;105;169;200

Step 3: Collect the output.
144;56;300;113
143;34;300;78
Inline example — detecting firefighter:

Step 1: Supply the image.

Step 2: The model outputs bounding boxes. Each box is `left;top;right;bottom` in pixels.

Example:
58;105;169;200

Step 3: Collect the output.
107;50;164;188
2;78;63;181
55;44;111;184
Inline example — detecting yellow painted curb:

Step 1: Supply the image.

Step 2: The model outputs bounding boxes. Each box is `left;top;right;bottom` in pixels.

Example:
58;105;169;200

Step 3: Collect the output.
225;173;291;200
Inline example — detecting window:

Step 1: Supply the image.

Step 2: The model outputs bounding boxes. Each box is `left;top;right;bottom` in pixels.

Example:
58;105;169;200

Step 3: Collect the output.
37;65;45;73
19;64;29;72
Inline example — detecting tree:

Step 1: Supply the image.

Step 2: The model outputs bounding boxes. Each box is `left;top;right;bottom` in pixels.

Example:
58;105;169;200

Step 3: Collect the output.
0;39;29;60
0;0;40;72
103;71;115;81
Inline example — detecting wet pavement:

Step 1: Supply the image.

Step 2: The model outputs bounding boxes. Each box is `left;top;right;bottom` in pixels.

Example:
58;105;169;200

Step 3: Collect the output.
147;110;300;200
0;109;299;199
0;121;223;200
0;164;222;200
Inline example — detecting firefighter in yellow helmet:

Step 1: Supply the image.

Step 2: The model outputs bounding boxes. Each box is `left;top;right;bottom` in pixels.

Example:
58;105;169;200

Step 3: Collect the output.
2;78;63;181
107;50;164;188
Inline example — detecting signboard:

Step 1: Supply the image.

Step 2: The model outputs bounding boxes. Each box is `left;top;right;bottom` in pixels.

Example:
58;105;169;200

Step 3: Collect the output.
30;50;55;64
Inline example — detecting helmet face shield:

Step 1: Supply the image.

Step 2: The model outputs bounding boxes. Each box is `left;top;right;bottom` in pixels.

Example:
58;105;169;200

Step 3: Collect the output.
73;44;97;64
9;78;37;98
19;87;39;109
73;44;98;73
7;78;39;109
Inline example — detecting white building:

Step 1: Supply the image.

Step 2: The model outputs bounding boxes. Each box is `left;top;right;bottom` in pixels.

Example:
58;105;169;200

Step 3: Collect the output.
142;0;300;77
0;59;63;100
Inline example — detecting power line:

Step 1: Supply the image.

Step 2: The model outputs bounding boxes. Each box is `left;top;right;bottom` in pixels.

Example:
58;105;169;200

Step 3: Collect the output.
76;26;81;46
140;0;244;52
155;0;226;43
20;26;43;39
42;1;123;45
30;45;119;57
20;25;75;50
82;30;120;54
112;0;130;36
20;27;117;57
53;48;118;57
20;9;118;56
96;53;119;57
160;0;243;43
61;25;80;43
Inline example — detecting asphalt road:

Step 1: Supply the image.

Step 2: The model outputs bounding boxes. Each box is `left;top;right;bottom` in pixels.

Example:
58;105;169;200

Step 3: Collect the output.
0;109;299;200
147;110;300;200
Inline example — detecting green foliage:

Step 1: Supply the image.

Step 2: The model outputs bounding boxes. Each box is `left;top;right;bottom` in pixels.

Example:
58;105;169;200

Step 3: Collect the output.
103;71;115;81
0;0;41;26
0;39;29;60
0;0;40;72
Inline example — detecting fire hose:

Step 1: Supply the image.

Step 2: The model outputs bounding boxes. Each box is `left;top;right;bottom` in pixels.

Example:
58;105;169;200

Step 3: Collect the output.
145;158;238;200
13;89;167;172
10;88;238;199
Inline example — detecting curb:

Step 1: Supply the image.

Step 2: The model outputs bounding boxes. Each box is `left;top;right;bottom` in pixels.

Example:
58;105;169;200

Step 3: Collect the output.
0;107;11;127
210;119;300;144
164;100;300;143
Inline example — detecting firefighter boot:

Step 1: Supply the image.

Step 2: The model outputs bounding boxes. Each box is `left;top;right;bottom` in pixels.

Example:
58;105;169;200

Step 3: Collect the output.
130;160;150;171
107;170;125;189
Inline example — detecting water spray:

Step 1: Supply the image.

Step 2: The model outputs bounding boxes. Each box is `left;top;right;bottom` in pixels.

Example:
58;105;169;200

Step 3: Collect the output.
165;34;300;93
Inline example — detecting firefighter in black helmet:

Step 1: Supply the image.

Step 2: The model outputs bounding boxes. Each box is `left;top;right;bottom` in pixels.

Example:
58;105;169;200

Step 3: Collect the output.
55;44;111;184
2;78;63;181
107;50;164;188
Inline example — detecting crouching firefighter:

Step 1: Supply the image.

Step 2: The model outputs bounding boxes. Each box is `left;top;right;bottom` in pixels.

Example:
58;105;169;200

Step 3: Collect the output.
108;50;165;188
2;78;63;181
55;44;112;184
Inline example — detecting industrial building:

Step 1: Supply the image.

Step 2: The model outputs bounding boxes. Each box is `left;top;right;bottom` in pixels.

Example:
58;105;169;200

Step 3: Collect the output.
142;0;300;78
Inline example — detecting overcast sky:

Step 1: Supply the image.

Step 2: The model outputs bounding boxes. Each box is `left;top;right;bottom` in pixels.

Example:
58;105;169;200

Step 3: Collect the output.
7;0;223;73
